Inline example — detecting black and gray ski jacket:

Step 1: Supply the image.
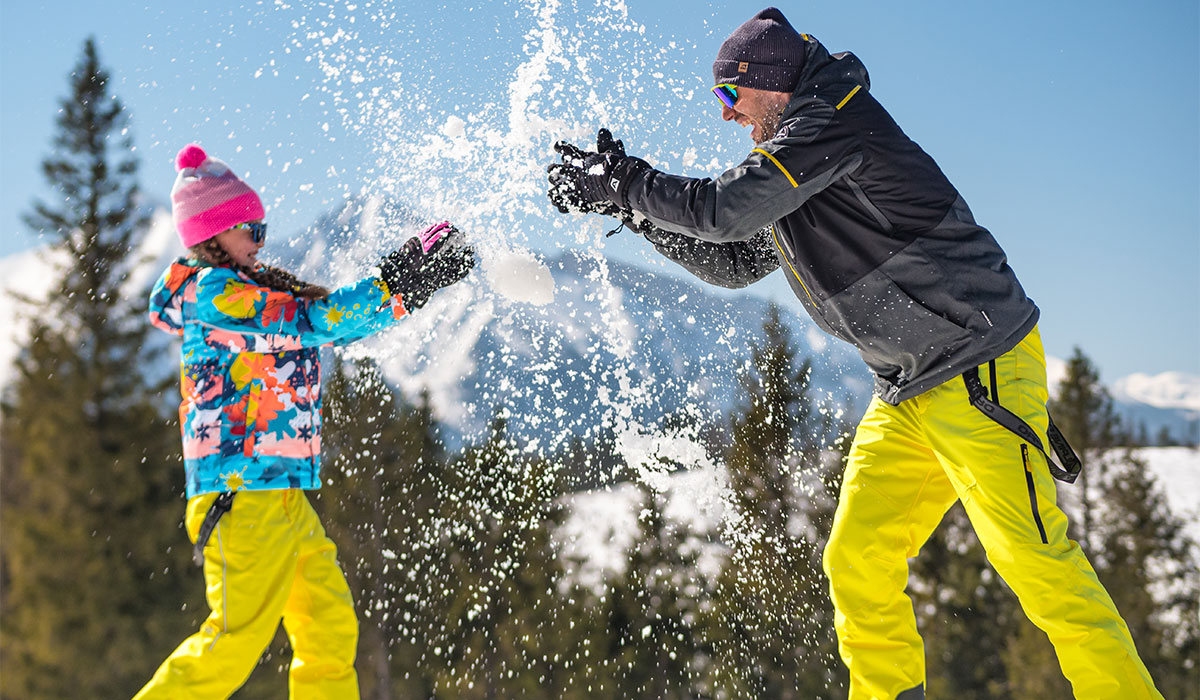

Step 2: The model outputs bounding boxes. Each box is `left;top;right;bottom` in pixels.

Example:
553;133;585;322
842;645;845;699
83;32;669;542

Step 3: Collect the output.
626;37;1039;405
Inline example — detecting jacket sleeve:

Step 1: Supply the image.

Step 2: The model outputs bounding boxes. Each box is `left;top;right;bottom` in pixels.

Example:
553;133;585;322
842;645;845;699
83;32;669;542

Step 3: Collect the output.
624;97;861;243
641;224;779;289
329;296;409;347
193;267;405;350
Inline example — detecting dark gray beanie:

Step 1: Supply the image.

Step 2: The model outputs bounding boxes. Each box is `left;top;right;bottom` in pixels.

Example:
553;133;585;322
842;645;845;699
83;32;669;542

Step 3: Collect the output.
712;7;807;92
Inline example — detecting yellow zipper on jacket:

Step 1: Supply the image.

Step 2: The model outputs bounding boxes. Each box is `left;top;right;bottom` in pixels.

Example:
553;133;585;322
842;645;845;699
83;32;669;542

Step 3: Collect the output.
769;224;815;305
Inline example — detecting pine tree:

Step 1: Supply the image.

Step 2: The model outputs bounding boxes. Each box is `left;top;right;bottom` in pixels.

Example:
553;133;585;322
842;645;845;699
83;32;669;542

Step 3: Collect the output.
316;358;449;700
593;486;712;699
0;38;196;698
428;407;575;698
1135;421;1150;447
1049;347;1116;549
708;304;844;698
1089;450;1200;699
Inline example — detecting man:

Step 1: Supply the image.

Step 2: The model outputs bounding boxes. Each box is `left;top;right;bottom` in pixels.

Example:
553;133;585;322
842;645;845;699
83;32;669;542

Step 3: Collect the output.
546;7;1161;700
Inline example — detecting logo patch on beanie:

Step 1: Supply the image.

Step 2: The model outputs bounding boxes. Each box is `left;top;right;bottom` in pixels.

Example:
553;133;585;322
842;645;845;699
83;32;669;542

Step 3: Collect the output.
738;62;749;73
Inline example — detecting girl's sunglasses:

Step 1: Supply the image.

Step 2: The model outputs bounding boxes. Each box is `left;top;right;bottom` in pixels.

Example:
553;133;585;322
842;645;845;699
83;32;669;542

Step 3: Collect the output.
712;83;738;109
232;221;268;244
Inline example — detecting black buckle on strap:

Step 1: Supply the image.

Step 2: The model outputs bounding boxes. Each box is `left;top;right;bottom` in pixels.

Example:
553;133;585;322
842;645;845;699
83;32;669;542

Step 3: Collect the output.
192;491;236;567
963;366;1082;484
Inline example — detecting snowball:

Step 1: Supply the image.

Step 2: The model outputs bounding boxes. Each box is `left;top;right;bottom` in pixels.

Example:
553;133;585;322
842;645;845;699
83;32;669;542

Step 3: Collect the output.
485;247;555;305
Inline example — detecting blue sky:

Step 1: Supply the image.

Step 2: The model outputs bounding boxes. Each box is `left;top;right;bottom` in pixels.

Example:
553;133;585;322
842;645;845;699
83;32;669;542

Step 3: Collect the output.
1;0;1197;380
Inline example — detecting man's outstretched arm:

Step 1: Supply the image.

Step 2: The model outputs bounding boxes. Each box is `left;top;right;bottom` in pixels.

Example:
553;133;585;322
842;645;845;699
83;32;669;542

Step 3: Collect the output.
636;218;779;289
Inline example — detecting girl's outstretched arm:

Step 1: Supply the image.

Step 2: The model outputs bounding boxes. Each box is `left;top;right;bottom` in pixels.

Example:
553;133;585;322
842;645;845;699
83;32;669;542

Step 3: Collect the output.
192;266;404;350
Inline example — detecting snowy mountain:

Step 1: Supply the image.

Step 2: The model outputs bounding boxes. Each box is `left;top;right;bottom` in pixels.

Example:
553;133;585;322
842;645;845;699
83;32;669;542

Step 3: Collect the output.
0;245;60;391
2;201;1195;452
336;246;872;449
1044;352;1198;445
1113;371;1200;411
1110;373;1200;444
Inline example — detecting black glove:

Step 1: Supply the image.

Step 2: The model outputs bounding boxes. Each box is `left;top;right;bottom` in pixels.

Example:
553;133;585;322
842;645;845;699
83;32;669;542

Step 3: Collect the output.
546;128;651;214
378;221;475;311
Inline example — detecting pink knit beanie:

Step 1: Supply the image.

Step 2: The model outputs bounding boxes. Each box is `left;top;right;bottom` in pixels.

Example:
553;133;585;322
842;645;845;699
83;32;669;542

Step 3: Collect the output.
171;144;265;247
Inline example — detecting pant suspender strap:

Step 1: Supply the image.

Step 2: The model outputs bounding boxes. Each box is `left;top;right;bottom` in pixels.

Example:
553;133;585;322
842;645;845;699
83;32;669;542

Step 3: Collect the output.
192;491;236;567
962;365;1082;484
1044;417;1081;482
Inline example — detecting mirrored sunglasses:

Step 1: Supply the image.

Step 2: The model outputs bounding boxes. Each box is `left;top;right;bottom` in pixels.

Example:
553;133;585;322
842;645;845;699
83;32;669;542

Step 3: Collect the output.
232;221;268;244
712;83;738;109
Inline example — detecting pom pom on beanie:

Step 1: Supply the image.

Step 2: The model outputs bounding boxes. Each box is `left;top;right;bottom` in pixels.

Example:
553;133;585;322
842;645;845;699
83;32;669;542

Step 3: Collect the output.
175;143;208;172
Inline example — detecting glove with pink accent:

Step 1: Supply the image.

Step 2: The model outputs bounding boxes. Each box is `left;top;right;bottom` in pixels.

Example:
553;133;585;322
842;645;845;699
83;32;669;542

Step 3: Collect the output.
378;221;475;311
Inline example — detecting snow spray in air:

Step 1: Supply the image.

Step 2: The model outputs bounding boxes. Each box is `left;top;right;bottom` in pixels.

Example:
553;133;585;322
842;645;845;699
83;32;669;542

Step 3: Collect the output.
281;0;754;522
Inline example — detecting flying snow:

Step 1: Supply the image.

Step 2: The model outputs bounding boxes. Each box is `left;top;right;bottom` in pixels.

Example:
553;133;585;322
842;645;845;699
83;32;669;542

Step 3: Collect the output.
282;0;740;497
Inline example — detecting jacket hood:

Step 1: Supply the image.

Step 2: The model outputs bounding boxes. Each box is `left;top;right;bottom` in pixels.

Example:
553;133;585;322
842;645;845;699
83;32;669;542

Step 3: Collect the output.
788;36;871;105
147;257;203;336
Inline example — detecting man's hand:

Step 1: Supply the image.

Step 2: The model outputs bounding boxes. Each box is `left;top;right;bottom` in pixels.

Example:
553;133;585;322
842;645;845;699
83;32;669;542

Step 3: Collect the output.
546;128;650;214
595;127;626;158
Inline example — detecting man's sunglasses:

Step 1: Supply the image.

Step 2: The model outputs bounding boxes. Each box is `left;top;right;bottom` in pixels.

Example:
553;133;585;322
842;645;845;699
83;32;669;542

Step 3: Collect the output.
232;221;268;244
712;83;738;109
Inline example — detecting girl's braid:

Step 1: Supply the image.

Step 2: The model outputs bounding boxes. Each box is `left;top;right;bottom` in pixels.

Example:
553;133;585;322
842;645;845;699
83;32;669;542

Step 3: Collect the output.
190;239;331;300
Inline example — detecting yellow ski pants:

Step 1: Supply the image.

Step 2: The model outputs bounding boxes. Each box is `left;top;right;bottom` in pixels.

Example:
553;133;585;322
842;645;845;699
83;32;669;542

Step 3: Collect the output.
134;489;360;700
822;327;1161;700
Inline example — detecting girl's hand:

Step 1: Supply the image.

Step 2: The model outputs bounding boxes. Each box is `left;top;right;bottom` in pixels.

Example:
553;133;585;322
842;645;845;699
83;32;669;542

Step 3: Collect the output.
378;221;475;310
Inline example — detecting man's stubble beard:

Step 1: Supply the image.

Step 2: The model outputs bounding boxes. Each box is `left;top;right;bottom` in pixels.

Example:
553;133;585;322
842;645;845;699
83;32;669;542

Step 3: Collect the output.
752;114;780;144
751;96;791;145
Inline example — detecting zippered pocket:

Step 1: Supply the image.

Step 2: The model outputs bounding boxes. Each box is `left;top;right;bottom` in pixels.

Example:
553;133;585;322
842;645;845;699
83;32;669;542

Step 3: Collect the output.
1021;444;1049;544
769;223;817;305
845;175;893;234
244;379;261;458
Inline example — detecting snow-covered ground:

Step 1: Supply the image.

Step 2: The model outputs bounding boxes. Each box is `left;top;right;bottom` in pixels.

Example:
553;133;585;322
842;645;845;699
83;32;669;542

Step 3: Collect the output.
555;466;729;590
557;447;1200;584
1134;446;1200;541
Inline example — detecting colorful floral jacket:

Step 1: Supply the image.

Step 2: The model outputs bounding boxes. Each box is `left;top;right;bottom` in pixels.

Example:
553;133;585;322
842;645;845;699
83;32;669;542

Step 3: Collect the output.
148;258;407;499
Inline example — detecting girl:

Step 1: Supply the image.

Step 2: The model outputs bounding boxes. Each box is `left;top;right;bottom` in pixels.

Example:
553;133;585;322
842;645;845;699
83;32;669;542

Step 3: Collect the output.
135;144;474;698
